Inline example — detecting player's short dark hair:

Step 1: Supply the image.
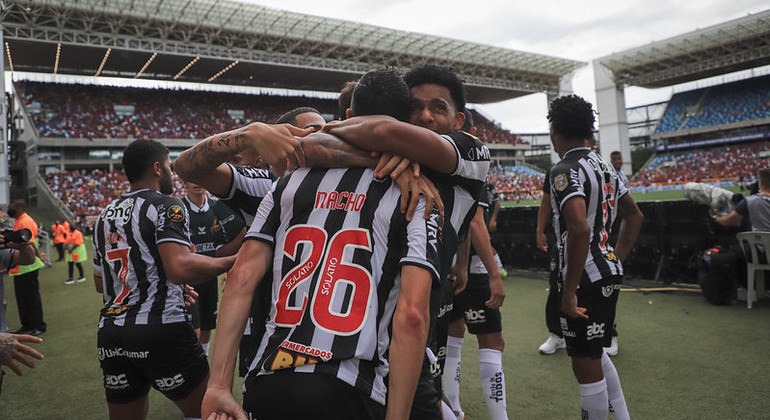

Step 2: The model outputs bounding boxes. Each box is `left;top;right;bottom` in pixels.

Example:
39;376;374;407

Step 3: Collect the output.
547;94;595;141
461;109;474;132
351;68;411;122
338;81;357;120
759;168;770;188
404;64;466;112
122;139;169;183
275;107;321;125
610;151;622;157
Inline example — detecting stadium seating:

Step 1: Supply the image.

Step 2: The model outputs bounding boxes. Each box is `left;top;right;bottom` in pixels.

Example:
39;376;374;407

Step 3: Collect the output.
655;75;770;134
45;169;187;216
469;109;527;145
19;82;338;139
630;140;768;187
489;165;545;201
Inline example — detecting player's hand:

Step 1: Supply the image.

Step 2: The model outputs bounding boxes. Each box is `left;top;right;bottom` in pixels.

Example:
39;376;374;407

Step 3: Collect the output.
393;172;444;221
485;273;505;309
0;333;44;376
537;231;548;252
245;123;310;177
183;285;198;307
202;386;248;420
489;219;497;233
220;272;228;287
561;293;588;319
450;264;468;295
373;153;413;180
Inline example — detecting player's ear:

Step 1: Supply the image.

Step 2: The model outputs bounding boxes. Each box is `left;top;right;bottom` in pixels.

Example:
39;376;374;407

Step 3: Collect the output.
454;110;465;131
152;161;163;177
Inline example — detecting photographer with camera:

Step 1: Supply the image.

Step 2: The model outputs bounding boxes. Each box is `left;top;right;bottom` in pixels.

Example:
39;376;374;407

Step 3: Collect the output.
6;200;47;336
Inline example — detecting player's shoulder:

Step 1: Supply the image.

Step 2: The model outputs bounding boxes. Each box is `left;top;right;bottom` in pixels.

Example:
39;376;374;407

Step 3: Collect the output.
444;130;490;161
231;164;272;180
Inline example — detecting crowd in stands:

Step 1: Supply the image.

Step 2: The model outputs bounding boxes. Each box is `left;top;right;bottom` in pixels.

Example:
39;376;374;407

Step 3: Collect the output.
655;75;770;134
469;110;528;145
20;82;337;139
630;140;769;187
488;165;544;202
45;169;187;216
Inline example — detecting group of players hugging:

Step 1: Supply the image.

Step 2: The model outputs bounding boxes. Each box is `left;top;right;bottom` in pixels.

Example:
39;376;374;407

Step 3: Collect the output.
92;63;643;420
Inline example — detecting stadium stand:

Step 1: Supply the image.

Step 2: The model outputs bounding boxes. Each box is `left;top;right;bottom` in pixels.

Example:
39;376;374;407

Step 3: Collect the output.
630;140;768;187
45;169;187;216
469;109;527;145
19;82;338;139
655;75;770;134
489;165;545;201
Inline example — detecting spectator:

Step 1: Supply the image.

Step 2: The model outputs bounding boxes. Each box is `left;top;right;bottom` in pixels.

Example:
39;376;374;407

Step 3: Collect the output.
713;168;770;231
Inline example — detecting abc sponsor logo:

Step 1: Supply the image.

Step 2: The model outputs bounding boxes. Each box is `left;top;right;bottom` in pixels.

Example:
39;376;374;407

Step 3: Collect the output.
465;309;486;323
586;322;605;340
97;347;149;361
104;374;129;390
154;374;185;391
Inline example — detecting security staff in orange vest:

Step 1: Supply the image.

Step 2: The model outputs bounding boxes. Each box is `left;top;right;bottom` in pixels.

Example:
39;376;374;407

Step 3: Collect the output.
52;220;68;262
7;200;46;336
64;223;86;285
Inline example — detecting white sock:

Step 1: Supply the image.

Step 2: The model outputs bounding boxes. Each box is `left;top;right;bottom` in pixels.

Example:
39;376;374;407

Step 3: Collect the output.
479;348;508;420
602;352;629;419
579;379;608;420
443;336;464;417
201;342;209;356
494;253;504;272
440;400;456;420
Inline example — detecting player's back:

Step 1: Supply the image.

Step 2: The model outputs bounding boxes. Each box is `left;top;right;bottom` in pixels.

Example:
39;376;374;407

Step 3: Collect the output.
93;189;191;328
247;166;441;405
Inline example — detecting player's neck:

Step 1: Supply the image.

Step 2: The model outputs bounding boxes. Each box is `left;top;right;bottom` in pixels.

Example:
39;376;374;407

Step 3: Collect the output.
130;180;160;194
186;193;206;207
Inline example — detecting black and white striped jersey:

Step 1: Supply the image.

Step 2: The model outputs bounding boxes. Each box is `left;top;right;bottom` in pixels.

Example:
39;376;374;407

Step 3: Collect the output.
549;147;629;283
245;167;442;406
215;163;274;225
93;189;192;327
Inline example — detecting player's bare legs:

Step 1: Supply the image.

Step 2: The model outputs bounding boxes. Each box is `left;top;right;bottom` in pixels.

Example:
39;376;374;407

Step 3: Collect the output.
107;394;149;420
172;373;209;418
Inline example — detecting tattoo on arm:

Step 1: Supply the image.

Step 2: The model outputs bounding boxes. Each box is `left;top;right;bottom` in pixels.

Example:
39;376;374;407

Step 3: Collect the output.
301;133;378;169
173;128;247;181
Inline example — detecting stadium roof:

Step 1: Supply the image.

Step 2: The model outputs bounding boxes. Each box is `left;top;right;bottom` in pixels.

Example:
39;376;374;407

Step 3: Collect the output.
596;10;770;88
1;0;584;103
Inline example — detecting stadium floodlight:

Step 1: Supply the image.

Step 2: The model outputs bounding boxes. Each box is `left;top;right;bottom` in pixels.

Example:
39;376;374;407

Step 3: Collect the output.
4;42;14;72
134;52;158;78
208;60;239;82
54;43;61;74
95;48;112;77
173;56;200;80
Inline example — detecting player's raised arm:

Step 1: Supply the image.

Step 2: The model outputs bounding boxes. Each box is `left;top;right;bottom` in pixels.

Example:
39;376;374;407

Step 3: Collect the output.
173;122;311;195
322;115;458;174
202;239;272;420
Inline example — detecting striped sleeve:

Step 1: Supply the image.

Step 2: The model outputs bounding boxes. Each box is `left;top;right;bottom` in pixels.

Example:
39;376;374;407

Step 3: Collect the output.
399;198;442;282
244;181;280;245
154;196;192;247
443;131;490;183
216;164;273;219
550;164;585;211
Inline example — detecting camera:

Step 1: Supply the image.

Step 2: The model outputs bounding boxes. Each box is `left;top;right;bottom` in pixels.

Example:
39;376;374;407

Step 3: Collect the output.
0;228;32;245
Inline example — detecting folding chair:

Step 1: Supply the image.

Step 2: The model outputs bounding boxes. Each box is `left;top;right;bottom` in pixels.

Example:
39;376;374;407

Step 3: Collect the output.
736;232;770;308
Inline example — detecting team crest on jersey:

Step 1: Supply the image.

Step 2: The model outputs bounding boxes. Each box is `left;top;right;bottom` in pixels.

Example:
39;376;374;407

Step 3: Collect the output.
102;198;134;223
167;205;185;222
553;174;568;191
212;218;222;232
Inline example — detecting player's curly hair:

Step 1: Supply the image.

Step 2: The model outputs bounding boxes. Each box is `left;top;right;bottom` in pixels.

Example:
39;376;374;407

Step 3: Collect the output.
404;64;466;112
547;94;595;140
352;68;411;122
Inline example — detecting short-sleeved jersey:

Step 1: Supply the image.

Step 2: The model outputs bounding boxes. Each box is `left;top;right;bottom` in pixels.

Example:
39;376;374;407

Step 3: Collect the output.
182;197;218;257
735;193;770;231
93;189;192;328
615;167;629;188
211;199;246;246
215;164;274;225
549;148;628;283
246;167;442;406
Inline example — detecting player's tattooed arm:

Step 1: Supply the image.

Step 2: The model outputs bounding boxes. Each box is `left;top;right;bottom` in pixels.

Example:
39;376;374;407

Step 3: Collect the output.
0;332;44;376
173;123;311;196
300;132;378;169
